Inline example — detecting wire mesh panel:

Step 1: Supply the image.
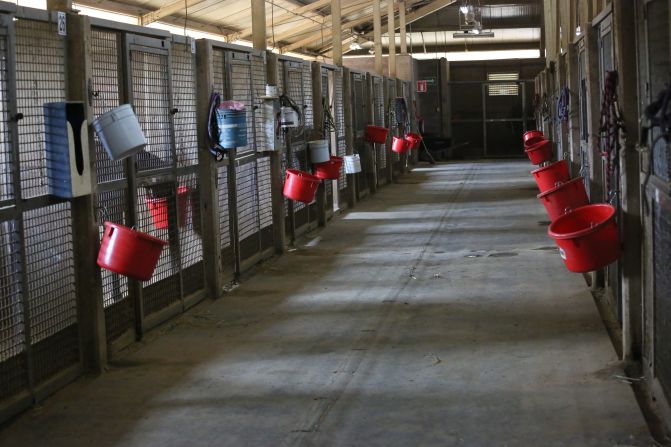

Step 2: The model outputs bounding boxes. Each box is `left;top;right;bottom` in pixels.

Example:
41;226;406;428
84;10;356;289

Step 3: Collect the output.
654;200;671;401
213;48;226;93
130;47;174;172
302;62;313;130
23;203;79;383
0;33;13;202
390;80;401;166
236;160;261;260
178;172;204;296
91;28;124;183
217;166;235;274
97;188;132;344
0;220;27;401
257;155;273;250
373;78;387;175
136;185;181;316
229;58;254;155
276;60;285;96
252;53;266;152
171;42;198;167
15;19;66;198
352;73;368;193
333;69;347;190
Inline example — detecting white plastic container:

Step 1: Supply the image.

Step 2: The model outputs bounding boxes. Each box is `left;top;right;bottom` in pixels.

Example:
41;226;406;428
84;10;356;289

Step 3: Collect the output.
280;106;299;128
265;84;278;97
309;140;330;164
91;104;147;161
344;154;361;173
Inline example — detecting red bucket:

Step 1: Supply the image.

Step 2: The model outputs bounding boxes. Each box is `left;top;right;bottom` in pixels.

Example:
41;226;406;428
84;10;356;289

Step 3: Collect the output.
523;130;545;148
531;160;570;193
404;132;422;150
537;177;589;221
525;139;552;165
391;136;410;153
312;156;344;180
548;204;620;273
97;222;167;281
366;125;389;144
145;185;190;229
283;169;321;203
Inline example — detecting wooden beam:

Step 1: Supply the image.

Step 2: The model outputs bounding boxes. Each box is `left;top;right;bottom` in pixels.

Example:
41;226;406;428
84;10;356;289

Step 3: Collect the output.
281;13;382;53
373;0;382;73
252;0;266;49
363;0;456;38
234;0;332;40
140;0;208;26
387;0;395;76
269;0;370;43
332;0;342;65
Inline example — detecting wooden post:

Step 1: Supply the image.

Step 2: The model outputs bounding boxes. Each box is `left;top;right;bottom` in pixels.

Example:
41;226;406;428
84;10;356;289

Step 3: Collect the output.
612;0;642;361
343;67;356;208
373;0;383;74
399;1;407;55
47;0;73;11
195;40;225;298
331;0;342;66
251;0;266;50
266;53;286;253
66;14;107;373
388;0;396;77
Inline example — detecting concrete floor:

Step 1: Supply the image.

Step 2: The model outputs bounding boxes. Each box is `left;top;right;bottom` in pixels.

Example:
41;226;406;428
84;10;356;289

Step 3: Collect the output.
1;161;654;446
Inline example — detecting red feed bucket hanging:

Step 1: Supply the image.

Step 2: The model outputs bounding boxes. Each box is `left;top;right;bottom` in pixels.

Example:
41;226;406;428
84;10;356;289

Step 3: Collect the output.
97;222;167;281
145;185;190;229
548;204;621;273
523;130;544;148
366;125;389;144
531;160;571;193
537;177;589;221
525;139;552;165
312;156;344;180
283;169;321;203
404;132;422;150
391;136;410;153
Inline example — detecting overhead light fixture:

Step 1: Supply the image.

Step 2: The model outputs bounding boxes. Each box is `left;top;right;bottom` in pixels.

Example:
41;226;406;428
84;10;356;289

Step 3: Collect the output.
459;5;469;14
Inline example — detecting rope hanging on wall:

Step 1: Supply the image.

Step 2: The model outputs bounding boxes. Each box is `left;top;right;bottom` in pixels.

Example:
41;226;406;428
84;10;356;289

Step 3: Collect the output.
598;70;625;204
641;82;671;214
557;86;570;123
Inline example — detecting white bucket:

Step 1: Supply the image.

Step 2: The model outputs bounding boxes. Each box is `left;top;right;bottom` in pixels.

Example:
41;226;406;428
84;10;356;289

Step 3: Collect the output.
309;140;330;164
91;104;146;161
280;106;299;128
344;154;361;173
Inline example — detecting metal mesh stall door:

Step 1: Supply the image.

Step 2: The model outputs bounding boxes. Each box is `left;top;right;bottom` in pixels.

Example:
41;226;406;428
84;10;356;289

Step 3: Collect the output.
252;53;267;152
236;160;261;261
217;166;235;276
333;69;347;193
129;42;182;318
91;29;124;183
15;20;66;198
654;200;671;401
90;28;134;347
23;203;79;384
321;70;333;209
130;47;174;172
257;156;273;251
286;67;309;227
229;55;254;155
172;42;198;167
352;74;368;194
389;80;400;170
373;78;386;181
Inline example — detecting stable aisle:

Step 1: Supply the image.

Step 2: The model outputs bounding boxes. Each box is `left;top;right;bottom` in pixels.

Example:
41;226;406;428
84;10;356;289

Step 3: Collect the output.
0;161;653;446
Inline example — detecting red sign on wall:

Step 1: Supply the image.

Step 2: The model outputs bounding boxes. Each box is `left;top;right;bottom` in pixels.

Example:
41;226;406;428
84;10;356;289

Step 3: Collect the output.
416;80;428;93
